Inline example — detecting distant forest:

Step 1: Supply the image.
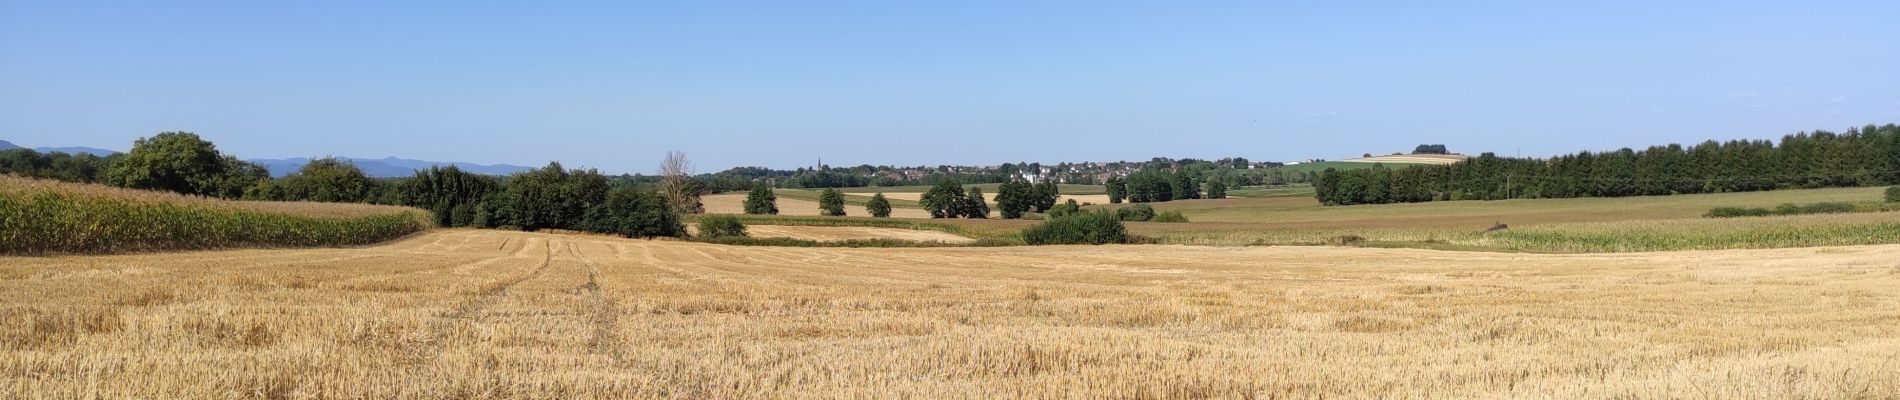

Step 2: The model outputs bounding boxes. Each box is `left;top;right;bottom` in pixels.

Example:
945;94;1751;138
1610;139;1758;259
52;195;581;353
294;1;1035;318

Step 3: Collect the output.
1314;124;1900;205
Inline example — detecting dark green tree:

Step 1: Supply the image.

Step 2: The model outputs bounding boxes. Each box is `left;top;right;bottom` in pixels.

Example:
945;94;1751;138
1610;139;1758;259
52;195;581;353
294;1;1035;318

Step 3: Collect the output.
396;166;498;227
743;183;778;215
866;193;893;218
1105;176;1127;203
273;157;371;202
960;187;991;219
994;181;1034;219
920;180;966;218
106;132;235;197
1031;180;1061;212
1205;180;1227;199
818;187;846;216
580;186;683;238
1170;172;1200;200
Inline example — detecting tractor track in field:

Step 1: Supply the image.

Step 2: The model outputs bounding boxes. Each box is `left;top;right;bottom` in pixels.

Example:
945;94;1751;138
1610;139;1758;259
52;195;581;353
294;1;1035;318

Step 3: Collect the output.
404;240;555;364
569;242;625;362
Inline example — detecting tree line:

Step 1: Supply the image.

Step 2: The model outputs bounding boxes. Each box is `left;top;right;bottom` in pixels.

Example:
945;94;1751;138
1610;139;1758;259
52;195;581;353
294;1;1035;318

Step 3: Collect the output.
2;132;696;238
1103;169;1227;204
1314;124;1900;205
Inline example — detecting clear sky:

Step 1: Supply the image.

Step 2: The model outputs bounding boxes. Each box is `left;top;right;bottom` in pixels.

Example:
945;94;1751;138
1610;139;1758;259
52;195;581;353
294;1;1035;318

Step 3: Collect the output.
4;1;1898;174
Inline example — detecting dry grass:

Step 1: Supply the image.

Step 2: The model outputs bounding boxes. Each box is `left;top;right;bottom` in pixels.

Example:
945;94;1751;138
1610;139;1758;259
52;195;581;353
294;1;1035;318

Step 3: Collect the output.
5;229;1899;398
1095;186;1900;252
700;193;936;219
735;225;977;244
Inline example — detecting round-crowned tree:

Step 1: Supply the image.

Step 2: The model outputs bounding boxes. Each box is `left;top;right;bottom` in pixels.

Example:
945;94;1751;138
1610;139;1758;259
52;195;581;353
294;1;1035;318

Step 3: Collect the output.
866;193;893;218
743;183;778;215
818;187;846;216
920;180;965;218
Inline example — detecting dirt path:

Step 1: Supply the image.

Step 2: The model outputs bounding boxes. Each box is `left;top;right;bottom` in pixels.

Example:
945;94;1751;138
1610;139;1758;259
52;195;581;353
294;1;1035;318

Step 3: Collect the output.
5;229;1899;398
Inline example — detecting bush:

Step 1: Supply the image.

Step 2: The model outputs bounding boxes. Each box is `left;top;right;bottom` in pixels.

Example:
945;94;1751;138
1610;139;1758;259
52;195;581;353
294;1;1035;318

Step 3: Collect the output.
1152;211;1189;223
696;215;747;238
1707;202;1858;218
818;188;846;216
1778;202;1855;214
1706;207;1773;218
866;193;892;218
579;187;682;238
1888;186;1900;203
1022;211;1127;245
1047;199;1081;218
743;184;778;215
1114;204;1156;222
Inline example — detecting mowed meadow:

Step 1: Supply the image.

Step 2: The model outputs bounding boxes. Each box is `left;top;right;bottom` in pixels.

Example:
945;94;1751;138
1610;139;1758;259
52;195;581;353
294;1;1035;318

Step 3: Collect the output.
700;182;1900;253
6;229;1900;398
1122;185;1900;252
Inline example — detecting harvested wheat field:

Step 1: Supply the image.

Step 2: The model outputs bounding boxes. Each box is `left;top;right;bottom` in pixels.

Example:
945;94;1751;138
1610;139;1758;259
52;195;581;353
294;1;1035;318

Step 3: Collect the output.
865;192;1113;206
701;193;934;218
5;229;1900;398
740;225;976;243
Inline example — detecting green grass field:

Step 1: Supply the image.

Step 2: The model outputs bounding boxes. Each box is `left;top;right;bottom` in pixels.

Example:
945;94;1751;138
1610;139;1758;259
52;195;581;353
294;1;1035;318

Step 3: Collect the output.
729;182;1900;253
1224;185;1315;198
1096;186;1900;252
833;183;1106;195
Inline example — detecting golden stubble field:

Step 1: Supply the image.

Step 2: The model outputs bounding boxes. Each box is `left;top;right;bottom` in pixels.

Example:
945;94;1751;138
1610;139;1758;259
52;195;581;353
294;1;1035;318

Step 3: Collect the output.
5;229;1900;399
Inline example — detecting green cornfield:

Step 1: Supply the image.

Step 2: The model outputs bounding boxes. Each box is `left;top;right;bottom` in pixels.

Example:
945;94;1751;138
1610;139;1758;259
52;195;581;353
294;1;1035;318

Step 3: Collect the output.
1;176;433;255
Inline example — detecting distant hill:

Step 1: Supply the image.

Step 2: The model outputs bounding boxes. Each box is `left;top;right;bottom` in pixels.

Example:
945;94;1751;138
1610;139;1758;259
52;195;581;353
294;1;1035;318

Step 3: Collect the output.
0;140;122;156
32;146;121;157
251;156;535;178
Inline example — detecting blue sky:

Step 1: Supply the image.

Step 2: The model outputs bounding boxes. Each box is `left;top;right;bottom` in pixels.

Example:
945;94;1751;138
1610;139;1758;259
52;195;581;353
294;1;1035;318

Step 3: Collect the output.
4;1;1898;174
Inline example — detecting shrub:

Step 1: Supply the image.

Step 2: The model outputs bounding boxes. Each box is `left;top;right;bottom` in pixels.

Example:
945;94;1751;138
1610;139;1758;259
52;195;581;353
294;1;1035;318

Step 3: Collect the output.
1152;211;1189;223
1204;180;1227;199
1706;207;1773;218
1022;211;1127;245
1707;202;1858;218
743;184;777;215
960;187;991;218
1047;199;1082;218
1888;186;1900;203
865;193;892;218
696;215;747;238
1115;204;1156;222
818;188;846;216
580;187;682;238
1327;235;1367;247
1778;202;1855;215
